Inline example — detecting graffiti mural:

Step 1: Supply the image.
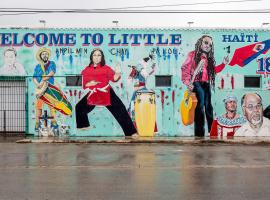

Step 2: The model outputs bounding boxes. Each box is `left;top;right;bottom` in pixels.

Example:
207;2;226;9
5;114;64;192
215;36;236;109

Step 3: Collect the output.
33;47;72;136
0;47;26;75
210;95;246;137
0;28;269;137
75;48;137;138
127;54;157;136
181;35;230;137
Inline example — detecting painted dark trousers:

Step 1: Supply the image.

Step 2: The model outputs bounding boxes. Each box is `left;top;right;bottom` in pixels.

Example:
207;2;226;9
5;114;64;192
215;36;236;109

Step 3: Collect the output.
193;82;214;137
75;88;137;136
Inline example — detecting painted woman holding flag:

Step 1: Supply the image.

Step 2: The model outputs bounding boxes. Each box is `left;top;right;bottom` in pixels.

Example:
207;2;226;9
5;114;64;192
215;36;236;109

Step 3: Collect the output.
75;48;138;138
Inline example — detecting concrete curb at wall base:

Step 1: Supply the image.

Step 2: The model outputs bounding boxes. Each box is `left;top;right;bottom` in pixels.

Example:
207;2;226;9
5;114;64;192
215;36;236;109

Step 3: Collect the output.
15;137;270;145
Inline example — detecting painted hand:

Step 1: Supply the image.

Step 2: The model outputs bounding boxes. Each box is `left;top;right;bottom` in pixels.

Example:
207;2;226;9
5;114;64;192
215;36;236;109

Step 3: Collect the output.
223;55;230;65
187;83;194;92
86;81;100;87
37;81;45;89
115;62;121;73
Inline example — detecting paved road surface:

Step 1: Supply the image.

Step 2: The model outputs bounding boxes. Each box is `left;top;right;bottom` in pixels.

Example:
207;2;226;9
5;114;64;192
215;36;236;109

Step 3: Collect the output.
0;143;269;200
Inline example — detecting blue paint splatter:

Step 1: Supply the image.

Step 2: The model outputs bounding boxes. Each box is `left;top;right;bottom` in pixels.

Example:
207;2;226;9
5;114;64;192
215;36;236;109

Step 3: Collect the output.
156;47;162;58
69;55;73;65
126;49;130;59
163;49;167;60
56;51;60;60
121;53;124;62
174;48;178;60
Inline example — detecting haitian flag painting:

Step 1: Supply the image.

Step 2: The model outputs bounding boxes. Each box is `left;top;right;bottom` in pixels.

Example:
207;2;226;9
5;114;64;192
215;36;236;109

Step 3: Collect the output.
229;39;270;67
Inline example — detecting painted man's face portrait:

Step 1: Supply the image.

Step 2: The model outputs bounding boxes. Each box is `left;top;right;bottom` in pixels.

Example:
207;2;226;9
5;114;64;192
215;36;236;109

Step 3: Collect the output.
40;51;49;63
4;50;16;66
243;94;263;126
226;100;237;113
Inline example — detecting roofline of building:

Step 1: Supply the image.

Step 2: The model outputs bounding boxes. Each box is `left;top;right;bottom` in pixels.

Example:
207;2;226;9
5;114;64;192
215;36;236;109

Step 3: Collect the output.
1;26;270;31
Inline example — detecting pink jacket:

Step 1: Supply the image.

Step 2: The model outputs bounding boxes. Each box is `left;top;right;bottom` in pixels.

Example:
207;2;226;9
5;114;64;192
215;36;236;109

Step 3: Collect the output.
181;51;225;86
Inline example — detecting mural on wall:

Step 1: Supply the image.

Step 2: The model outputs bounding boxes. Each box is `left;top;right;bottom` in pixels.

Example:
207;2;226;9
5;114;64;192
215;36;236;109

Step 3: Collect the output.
0;29;270;137
234;93;270;136
33;47;72;135
0;47;26;75
127;54;157;136
229;39;270;67
180;35;230;137
75;48;137;138
210;95;246;137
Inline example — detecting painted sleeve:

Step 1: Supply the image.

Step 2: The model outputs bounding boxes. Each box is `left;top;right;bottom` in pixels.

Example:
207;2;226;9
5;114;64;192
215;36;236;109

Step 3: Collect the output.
49;61;56;73
33;65;39;78
140;68;149;79
181;52;193;86
107;66;116;82
215;63;226;73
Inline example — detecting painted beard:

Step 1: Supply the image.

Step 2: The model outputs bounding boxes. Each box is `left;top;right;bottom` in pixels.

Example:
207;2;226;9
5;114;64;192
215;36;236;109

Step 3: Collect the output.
250;114;262;126
42;57;48;63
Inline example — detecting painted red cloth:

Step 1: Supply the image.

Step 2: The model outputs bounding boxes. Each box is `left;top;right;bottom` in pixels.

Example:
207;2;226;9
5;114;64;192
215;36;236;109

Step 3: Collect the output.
210;116;246;137
231;75;234;89
134;82;146;87
81;64;117;106
221;77;224;89
210;120;239;137
181;51;225;86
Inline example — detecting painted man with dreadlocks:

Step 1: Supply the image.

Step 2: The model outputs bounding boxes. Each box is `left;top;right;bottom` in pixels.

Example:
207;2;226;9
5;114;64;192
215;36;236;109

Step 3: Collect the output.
181;35;229;137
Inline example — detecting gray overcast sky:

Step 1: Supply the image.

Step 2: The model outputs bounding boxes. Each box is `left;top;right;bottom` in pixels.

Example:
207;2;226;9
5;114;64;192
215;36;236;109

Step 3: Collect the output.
1;0;270;28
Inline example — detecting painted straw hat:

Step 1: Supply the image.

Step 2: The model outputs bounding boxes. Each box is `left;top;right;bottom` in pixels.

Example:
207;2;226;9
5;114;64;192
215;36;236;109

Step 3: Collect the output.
36;47;51;62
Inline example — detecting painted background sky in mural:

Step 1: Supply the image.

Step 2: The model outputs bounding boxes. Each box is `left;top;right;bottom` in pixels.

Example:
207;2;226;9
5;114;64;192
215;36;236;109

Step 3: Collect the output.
0;28;269;136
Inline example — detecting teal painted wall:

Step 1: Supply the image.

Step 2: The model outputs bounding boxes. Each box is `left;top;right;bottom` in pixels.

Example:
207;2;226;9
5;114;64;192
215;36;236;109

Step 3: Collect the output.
0;28;269;136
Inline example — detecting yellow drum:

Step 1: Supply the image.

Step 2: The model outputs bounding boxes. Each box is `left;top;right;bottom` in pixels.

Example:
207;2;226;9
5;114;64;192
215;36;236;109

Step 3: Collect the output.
134;90;156;137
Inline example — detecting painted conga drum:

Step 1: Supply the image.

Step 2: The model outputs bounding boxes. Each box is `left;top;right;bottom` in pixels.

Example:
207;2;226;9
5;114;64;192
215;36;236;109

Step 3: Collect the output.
134;90;156;137
35;82;72;116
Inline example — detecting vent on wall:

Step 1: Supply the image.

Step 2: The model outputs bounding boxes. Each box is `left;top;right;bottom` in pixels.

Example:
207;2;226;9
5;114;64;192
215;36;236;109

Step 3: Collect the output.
66;75;82;86
244;76;261;88
155;75;172;87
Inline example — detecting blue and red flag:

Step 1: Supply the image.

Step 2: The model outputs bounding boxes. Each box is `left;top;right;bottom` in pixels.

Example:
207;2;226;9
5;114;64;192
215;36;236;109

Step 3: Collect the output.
229;39;270;67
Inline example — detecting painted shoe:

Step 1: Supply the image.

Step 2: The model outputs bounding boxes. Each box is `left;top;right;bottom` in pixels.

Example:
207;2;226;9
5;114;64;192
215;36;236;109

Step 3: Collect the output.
77;126;91;131
34;122;41;132
51;121;59;129
131;133;140;139
125;133;140;139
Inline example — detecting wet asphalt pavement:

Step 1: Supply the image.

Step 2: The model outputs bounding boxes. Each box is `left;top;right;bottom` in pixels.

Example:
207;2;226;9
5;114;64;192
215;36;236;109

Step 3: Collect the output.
0;143;270;200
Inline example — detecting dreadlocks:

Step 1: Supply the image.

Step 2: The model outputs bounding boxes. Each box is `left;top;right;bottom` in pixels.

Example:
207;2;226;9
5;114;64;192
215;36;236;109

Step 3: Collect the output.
194;35;216;88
